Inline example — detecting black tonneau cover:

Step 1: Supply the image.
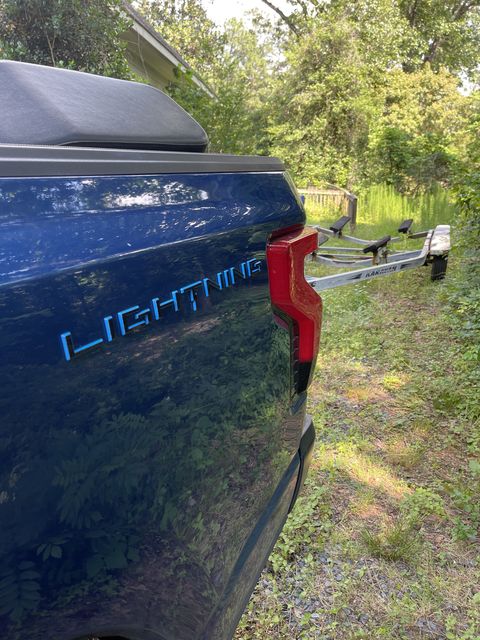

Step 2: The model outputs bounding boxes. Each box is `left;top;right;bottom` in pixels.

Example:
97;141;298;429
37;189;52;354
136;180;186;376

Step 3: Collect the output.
0;144;285;177
0;60;209;152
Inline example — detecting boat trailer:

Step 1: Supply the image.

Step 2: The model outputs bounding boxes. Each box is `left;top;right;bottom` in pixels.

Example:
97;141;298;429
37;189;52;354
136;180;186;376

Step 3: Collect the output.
306;216;451;292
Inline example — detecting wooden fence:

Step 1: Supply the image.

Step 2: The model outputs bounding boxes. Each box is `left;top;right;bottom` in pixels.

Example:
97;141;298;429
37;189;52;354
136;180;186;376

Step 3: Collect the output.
297;185;357;229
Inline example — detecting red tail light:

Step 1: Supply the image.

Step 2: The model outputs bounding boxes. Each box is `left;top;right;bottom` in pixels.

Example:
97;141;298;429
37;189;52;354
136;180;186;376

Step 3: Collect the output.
267;226;322;393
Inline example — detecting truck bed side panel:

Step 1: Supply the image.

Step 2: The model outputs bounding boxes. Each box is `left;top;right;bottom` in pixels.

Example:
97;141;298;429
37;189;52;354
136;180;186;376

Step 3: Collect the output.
0;171;305;639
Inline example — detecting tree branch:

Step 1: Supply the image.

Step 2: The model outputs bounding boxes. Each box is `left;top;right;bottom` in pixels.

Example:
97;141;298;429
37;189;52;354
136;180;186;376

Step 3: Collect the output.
422;39;440;66
452;0;478;21
292;0;309;18
406;0;420;27
422;0;479;66
260;0;300;36
39;7;56;67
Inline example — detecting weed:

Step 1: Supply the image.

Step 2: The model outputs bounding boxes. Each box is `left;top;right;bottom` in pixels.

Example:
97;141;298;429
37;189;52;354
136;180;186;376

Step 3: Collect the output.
400;487;446;524
385;439;426;470
382;373;408;391
306;183;455;236
361;519;421;561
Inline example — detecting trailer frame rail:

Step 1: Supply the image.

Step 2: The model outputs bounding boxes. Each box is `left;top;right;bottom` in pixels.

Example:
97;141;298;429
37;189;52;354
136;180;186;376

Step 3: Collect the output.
307;222;451;292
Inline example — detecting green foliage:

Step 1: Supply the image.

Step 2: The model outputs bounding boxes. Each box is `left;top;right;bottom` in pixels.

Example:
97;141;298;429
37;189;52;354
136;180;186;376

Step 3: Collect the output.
0;0;478;191
447;482;480;542
445;606;480;640
111;0;480;192
438;94;480;541
264;2;474;190
0;0;131;77
271;0;480;79
400;488;446;524
270;484;331;574
138;1;272;154
454;96;480;231
268;14;386;186
168;20;273;154
0;562;41;623
366;66;470;192
137;0;222;76
396;0;480;78
306;182;455;233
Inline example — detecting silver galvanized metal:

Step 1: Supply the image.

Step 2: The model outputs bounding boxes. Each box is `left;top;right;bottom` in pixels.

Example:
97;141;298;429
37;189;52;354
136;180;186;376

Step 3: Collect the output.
306;226;451;292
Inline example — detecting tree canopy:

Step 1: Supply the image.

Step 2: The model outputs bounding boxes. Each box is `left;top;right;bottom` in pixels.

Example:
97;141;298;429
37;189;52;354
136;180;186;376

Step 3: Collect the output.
137;1;274;154
0;0;478;192
260;0;480;78
0;0;131;77
135;0;477;191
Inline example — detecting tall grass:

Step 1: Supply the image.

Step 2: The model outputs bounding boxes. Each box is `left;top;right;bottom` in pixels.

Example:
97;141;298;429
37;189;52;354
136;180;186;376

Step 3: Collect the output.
306;183;455;237
360;183;454;229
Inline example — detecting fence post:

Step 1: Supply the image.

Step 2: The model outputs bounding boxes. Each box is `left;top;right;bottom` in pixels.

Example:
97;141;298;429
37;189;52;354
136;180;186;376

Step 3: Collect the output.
348;194;357;231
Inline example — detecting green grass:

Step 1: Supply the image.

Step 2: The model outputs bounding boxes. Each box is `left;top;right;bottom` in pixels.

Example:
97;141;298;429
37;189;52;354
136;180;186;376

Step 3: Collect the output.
235;188;480;640
306;182;455;239
360;520;421;562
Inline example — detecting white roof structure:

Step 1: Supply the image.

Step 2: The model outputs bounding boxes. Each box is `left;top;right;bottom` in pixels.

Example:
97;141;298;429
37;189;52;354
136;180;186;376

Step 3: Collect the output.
122;3;214;97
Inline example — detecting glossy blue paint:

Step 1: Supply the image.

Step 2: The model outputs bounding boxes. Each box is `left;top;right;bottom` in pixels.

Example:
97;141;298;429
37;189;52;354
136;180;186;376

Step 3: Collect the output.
0;170;305;640
0;172;301;285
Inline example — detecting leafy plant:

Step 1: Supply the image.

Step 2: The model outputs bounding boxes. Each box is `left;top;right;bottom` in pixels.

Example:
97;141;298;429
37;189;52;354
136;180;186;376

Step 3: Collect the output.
400;487;446;524
270;484;331;574
0;0;131;77
0;562;41;623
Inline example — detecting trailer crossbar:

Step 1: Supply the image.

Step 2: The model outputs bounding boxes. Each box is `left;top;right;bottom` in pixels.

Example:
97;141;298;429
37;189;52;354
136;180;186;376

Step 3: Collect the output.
315;226;402;245
307;223;451;291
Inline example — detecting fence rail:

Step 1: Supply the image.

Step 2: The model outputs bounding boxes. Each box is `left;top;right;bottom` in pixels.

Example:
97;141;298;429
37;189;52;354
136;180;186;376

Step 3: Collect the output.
298;184;357;230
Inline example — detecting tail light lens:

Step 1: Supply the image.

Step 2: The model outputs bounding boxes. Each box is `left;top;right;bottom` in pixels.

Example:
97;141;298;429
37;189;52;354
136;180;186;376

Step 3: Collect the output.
267;226;322;393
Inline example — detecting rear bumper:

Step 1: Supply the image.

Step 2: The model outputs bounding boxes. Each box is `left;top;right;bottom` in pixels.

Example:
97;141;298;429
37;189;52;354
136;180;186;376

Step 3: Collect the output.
289;415;315;512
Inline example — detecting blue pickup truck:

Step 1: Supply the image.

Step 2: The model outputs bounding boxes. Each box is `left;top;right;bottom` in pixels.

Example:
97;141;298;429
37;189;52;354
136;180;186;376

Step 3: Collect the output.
0;61;320;640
